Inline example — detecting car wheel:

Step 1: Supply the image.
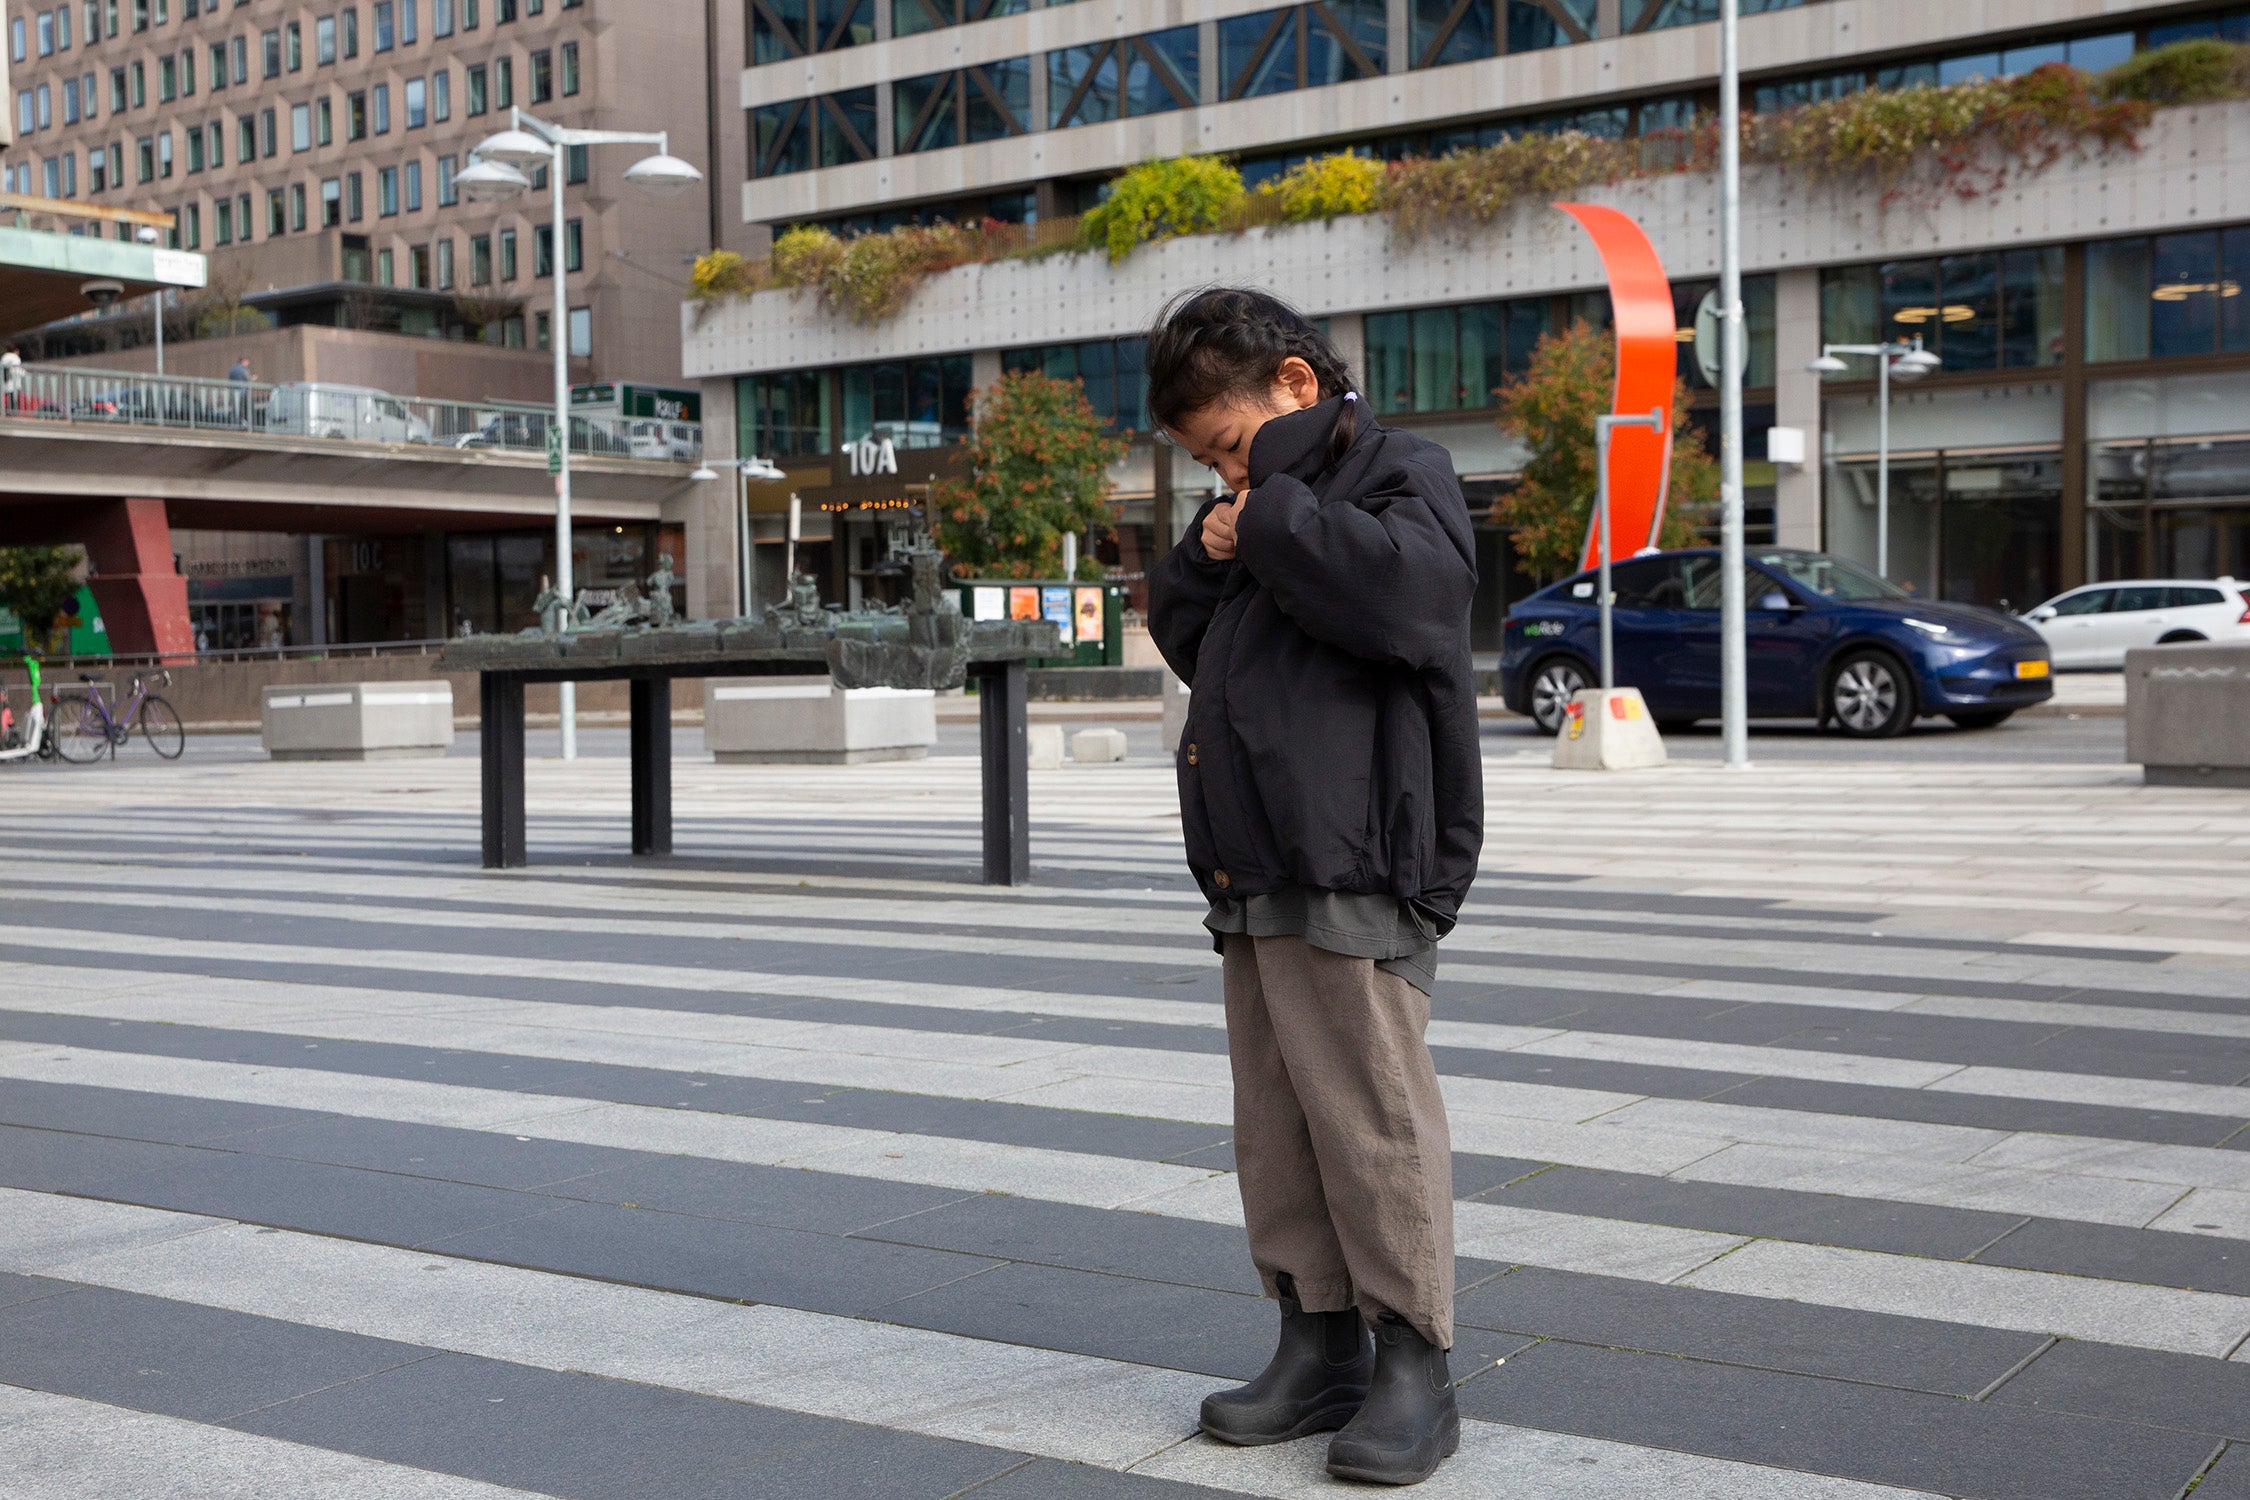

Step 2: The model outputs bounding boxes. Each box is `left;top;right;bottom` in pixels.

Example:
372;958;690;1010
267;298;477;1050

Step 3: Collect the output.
1528;656;1591;736
1655;718;1700;734
1946;710;2014;730
2157;631;2207;645
1826;650;1914;738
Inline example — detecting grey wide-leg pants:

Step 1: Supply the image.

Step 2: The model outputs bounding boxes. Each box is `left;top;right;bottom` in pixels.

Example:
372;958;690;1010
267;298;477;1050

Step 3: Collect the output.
1221;932;1455;1348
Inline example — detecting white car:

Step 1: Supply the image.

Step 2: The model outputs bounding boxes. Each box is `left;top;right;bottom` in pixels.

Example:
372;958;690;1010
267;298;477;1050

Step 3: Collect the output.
2023;578;2250;668
263;382;434;445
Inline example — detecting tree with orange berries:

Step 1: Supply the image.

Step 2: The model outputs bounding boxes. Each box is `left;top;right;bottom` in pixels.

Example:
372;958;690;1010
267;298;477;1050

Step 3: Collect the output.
934;370;1127;580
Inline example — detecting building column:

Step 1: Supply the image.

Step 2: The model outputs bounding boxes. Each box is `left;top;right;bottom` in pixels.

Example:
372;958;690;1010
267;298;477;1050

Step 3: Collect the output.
1326;311;1367;395
1200;18;1222;103
81;498;194;662
693;376;741;620
1771;266;1823;549
1387;0;1409;70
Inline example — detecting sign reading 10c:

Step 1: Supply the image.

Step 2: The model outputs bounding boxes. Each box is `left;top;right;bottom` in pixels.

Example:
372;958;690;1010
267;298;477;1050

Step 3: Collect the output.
847;435;899;478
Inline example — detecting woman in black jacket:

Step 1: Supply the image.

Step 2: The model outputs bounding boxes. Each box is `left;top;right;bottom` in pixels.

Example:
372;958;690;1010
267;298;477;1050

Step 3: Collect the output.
1146;288;1483;1486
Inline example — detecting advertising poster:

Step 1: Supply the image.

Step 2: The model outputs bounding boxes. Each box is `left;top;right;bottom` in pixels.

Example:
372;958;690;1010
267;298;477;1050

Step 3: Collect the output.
1041;586;1075;644
972;586;1006;621
1073;586;1105;645
1008;586;1042;621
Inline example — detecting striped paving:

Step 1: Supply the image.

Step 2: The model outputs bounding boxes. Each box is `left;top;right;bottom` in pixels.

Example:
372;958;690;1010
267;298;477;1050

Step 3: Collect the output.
1;748;2248;1499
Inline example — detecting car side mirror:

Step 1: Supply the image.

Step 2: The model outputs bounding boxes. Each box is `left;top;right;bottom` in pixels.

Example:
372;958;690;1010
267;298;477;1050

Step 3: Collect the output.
2027;606;2057;622
1756;592;1796;612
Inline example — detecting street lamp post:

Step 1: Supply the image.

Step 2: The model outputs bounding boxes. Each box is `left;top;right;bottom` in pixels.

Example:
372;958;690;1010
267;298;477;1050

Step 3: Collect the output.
1808;339;1941;581
459;108;701;761
1718;0;1748;770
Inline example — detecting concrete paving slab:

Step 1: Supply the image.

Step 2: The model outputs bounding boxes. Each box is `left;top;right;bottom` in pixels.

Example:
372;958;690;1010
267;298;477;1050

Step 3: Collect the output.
1985;1339;2250;1441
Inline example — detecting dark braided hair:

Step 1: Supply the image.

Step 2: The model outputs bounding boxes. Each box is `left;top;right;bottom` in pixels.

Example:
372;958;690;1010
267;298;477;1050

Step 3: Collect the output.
1146;287;1362;472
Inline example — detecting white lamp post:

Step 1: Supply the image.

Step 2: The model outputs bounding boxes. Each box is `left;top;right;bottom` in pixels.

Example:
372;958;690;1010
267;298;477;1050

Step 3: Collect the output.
689;457;786;613
1717;0;1748;770
1808;340;1941;582
133;224;164;375
1595;408;1668;693
465;108;702;761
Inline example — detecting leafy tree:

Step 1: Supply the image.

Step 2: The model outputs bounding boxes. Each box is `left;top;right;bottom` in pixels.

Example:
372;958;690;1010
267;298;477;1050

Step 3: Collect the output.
0;546;85;654
1494;321;1719;582
934;371;1127;580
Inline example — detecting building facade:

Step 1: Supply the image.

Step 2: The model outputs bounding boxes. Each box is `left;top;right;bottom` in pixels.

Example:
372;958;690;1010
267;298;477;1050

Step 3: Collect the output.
680;0;2250;645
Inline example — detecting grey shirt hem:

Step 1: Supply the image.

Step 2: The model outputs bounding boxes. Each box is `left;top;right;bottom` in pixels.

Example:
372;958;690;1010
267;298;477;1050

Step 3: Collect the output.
1205;887;1439;995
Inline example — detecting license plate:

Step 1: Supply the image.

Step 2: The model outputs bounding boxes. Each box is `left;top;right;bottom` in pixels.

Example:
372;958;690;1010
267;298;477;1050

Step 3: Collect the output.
2014;660;2050;680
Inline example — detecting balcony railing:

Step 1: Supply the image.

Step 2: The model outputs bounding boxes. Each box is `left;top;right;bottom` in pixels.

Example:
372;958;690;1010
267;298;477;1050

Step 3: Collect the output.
0;362;703;465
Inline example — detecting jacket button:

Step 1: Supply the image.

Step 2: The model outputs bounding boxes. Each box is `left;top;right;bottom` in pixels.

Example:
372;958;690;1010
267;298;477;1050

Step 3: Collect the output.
1186;742;1199;766
1213;870;1231;890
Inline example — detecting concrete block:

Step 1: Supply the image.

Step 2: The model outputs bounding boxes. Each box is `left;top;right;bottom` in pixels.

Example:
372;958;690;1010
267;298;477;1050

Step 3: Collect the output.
1160;669;1189;754
1027;724;1065;771
1551;688;1667;771
2125;642;2250;788
1070;727;1128;764
703;676;934;765
261;681;452;762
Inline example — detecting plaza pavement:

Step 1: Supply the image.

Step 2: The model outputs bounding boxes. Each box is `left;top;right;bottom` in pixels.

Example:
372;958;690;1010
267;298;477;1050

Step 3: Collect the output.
0;732;2247;1499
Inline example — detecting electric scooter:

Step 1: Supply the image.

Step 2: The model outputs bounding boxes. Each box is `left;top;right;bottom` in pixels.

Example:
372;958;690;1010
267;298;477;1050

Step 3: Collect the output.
0;657;51;762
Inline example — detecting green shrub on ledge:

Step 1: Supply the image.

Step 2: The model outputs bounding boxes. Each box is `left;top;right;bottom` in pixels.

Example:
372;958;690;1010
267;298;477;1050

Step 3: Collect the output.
1077;155;1247;263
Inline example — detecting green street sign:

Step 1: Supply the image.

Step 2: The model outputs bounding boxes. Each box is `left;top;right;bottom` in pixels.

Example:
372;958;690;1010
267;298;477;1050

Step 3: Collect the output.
545;426;563;475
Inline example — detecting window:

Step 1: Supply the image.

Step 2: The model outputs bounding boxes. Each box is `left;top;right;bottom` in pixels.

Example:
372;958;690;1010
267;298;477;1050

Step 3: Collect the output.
259;104;275;154
261;25;279;75
533;222;552;275
236;190;251;236
1218;3;1383;100
999;339;1148;432
2086;228;2250;363
82;69;98;120
316;95;332;142
287;19;301;67
342;6;356;55
229;33;244;82
1364;296;1566;415
378;163;397;213
372;80;388;132
156;129;173;175
496;0;512;17
215;196;232;243
1048;29;1196;127
1822;249;2067;371
159;55;176;101
37;9;53;54
839;356;973;447
529;46;550;102
205;119;221;166
752;87;875;176
187;125;204;169
132;0;146;29
560;40;577;94
347;88;366;137
34;81;51;128
209;40;227;87
568;305;590;358
404;75;425;125
462;0;476;27
403;157;421;209
373;0;391;48
494;54;511;107
400;0;415;43
267;185;284;233
180;48;195;94
433;0;452;35
63;76;81;125
136;133;155;181
236;111;254;159
377;247;393;283
895;58;1031;153
436;152;455;203
469;232;491;284
885;0;1002;43
564;142;585;183
747;0;868;61
565;217;581;271
316;13;334;62
129;59;144;105
110;66;126;111
435;236;454;289
290;180;305;229
321;174;341;224
498;225;516;278
290;100;309;148
409;242;428;287
1412;0;1594;67
13;91;29;138
737;370;831;457
431;70;448;119
8;16;22;61
345;168;362;218
465;61;485;114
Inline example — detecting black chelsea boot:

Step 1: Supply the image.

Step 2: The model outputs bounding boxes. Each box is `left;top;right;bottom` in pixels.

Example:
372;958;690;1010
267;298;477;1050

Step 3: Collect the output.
1199;1274;1374;1445
1324;1313;1459;1485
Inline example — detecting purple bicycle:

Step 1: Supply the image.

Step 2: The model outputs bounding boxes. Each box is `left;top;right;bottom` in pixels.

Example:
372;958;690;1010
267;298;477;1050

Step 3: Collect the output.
52;668;185;763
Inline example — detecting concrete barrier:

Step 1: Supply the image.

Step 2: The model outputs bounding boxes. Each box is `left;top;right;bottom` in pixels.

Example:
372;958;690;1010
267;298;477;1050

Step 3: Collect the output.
1552;687;1667;771
2125;642;2250;788
703;676;936;764
262;680;454;761
1072;727;1129;763
1028;724;1066;770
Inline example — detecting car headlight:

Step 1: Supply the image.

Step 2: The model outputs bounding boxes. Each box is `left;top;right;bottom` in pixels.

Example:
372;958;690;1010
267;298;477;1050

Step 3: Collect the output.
1902;617;1960;642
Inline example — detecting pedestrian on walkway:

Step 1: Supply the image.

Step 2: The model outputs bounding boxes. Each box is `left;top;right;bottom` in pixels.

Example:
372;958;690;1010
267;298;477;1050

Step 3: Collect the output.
1147;288;1483;1487
1;344;24;410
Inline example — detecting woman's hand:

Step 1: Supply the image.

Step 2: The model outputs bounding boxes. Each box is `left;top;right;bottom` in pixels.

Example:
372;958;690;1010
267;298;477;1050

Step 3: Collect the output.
1202;495;1246;560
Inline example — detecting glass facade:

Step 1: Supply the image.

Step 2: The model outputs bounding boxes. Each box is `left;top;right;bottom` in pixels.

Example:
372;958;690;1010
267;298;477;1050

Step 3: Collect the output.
840;355;973;448
2086;228;2250;362
1821;249;2065;374
750;0;873;63
1048;27;1197;127
1001;338;1147;433
737;369;832;458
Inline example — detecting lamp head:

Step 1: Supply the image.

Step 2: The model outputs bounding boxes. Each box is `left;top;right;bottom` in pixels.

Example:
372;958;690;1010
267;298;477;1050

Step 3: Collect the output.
472;127;553;171
740;457;784;481
688;464;720;482
133;225;162;244
1889;347;1940;382
79;278;125;310
623;152;702;198
1806;353;1850;373
455;157;531;204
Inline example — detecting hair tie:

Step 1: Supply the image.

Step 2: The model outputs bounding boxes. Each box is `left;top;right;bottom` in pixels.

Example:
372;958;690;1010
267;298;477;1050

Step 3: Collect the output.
1343;391;1359;402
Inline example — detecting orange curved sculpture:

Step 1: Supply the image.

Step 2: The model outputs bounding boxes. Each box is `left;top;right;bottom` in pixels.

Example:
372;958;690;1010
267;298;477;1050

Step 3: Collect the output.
1554;203;1676;572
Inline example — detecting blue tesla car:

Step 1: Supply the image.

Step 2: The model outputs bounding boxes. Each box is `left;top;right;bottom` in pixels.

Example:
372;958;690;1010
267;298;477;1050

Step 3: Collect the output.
1498;548;2054;738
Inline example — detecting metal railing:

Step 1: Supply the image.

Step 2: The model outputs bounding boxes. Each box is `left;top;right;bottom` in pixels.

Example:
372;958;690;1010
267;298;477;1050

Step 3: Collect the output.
0;362;703;465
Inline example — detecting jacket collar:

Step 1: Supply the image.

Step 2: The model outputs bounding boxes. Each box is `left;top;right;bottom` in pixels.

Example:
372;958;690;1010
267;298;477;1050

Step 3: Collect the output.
1246;396;1348;490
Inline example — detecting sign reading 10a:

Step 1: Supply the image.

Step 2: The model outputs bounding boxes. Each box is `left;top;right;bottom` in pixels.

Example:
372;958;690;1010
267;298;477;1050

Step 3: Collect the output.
847;435;899;478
